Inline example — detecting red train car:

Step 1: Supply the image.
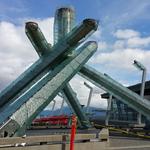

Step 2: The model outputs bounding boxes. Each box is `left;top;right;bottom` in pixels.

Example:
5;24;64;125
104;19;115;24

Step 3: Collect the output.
32;115;72;128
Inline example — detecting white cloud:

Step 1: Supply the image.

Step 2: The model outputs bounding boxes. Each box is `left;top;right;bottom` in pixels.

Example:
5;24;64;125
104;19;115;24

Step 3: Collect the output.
114;29;140;39
0;18;54;90
93;28;150;80
113;28;150;48
127;36;150;48
113;40;126;49
88;28;150;87
91;48;150;72
98;41;108;50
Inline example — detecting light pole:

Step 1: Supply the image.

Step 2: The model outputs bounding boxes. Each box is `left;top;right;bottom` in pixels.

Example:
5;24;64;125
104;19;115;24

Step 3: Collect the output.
133;60;147;124
51;100;56;116
58;93;65;115
84;82;93;113
105;94;112;126
60;99;65;115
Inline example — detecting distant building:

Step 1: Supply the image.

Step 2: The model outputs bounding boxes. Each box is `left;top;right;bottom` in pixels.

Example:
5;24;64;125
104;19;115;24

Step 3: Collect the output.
101;81;150;125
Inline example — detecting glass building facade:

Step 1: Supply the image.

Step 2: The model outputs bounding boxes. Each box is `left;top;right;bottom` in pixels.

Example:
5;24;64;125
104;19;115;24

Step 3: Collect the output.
102;81;150;125
109;99;139;122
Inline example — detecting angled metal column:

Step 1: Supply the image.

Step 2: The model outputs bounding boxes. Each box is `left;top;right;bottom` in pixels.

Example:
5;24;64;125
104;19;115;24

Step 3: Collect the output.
79;65;150;120
26;18;95;128
0;18;98;108
54;7;91;128
0;41;97;137
24;8;92;128
63;84;91;127
25;22;52;56
58;91;77;116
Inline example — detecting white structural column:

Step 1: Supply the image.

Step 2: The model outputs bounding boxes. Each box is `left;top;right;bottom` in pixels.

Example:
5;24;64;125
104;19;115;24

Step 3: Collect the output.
133;60;147;124
105;94;112;126
51;100;56;116
84;82;93;113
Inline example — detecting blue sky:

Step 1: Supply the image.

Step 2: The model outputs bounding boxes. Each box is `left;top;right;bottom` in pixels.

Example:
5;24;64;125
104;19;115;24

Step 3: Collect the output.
0;0;150;108
1;0;150;33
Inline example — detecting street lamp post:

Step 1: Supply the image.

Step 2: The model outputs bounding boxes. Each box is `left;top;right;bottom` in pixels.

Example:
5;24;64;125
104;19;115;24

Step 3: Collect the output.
58;93;64;115
133;60;147;124
105;94;112;126
84;82;93;113
51;100;56;116
60;99;65;115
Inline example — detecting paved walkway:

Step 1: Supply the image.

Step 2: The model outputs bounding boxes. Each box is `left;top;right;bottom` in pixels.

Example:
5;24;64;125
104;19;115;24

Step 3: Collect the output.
108;136;150;150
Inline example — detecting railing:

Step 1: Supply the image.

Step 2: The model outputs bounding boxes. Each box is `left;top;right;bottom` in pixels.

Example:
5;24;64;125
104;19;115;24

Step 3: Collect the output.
0;129;109;150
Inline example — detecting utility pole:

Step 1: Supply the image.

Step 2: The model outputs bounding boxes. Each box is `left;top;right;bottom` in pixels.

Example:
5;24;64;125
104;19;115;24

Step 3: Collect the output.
133;60;146;124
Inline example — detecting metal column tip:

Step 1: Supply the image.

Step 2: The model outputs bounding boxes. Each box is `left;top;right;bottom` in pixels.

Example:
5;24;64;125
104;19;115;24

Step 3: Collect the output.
83;19;99;30
25;22;38;31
